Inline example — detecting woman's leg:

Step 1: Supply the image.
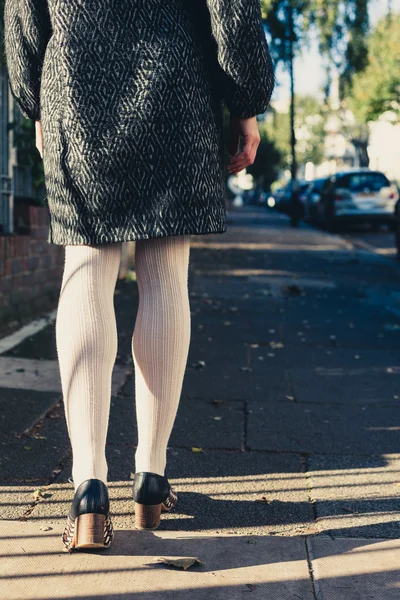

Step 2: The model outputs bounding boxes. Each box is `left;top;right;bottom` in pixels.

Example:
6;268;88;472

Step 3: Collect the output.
132;235;191;476
56;243;122;491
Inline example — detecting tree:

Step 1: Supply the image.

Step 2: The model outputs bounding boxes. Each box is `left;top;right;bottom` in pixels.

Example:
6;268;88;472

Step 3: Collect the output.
261;0;370;88
246;129;282;190
348;13;400;122
265;94;327;170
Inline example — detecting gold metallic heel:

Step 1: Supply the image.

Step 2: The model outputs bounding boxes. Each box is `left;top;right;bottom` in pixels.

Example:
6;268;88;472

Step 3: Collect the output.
134;503;162;530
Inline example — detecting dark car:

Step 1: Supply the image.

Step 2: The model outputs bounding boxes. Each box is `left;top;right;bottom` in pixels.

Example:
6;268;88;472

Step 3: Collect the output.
303;177;331;222
395;197;400;259
310;169;399;232
275;179;309;217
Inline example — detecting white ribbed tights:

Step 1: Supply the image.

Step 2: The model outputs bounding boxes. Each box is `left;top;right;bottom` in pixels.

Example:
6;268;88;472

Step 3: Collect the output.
55;235;191;491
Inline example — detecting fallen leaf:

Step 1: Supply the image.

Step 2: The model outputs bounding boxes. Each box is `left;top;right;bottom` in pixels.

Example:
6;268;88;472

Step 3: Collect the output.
254;496;272;504
24;445;32;451
192;447;204;453
130;472;135;480
32;490;42;500
39;526;52;531
192;360;206;369
245;584;258;591
209;416;222;421
156;556;203;570
210;399;224;405
281;284;302;297
270;341;284;349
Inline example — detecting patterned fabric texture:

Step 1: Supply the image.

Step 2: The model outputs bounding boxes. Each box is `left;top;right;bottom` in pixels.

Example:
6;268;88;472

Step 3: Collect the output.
4;0;275;245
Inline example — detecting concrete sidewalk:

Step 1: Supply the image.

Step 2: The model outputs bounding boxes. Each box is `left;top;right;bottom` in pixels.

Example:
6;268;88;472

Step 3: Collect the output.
1;207;400;599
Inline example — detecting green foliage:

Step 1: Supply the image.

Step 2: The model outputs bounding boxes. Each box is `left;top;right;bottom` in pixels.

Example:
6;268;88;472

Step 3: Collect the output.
261;0;369;87
265;95;327;169
10;117;45;200
347;13;400;122
247;128;282;190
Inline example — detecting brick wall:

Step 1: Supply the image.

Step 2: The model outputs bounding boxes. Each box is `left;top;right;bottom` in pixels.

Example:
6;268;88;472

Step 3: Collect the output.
0;206;64;329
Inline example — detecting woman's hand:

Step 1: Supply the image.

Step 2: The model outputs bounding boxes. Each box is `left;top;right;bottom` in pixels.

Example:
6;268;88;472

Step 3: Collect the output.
35;120;43;158
227;115;260;175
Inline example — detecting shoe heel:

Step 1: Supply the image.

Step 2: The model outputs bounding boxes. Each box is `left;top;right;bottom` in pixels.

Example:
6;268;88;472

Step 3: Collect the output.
75;513;106;548
135;503;162;530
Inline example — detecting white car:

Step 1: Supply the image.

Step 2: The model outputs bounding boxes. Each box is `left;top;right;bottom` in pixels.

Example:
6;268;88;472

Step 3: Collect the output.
311;169;399;231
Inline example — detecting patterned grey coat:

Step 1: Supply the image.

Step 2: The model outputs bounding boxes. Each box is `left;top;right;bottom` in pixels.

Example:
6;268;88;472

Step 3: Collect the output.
4;0;275;245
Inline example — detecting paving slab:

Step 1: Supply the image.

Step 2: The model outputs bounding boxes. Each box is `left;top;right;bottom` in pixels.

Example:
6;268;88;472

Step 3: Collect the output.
0;356;129;396
309;536;400;600
289;365;400;406
1;278;140;367
247;402;400;454
33;449;314;535
0;405;70;482
307;454;400;538
0;388;60;434
122;364;252;403
183;365;253;402
250;369;294;403
249;346;400;406
107;395;245;449
0;481;48;520
0;520;314;600
249;298;400;348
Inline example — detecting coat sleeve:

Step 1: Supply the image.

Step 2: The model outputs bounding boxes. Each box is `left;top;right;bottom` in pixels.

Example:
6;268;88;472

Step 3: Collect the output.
205;0;275;118
3;0;52;121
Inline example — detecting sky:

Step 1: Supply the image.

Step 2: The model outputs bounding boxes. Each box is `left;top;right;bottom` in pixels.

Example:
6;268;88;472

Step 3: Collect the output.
274;0;400;102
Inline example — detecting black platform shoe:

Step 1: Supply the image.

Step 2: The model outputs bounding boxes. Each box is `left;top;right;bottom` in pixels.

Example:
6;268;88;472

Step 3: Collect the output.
132;472;178;530
62;479;114;552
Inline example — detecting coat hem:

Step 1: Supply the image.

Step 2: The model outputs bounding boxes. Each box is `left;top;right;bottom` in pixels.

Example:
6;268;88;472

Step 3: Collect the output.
47;224;228;246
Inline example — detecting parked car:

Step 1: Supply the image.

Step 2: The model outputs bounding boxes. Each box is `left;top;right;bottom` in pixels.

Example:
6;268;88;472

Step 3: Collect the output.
303;177;331;222
309;169;399;232
275;179;309;216
395;196;400;259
